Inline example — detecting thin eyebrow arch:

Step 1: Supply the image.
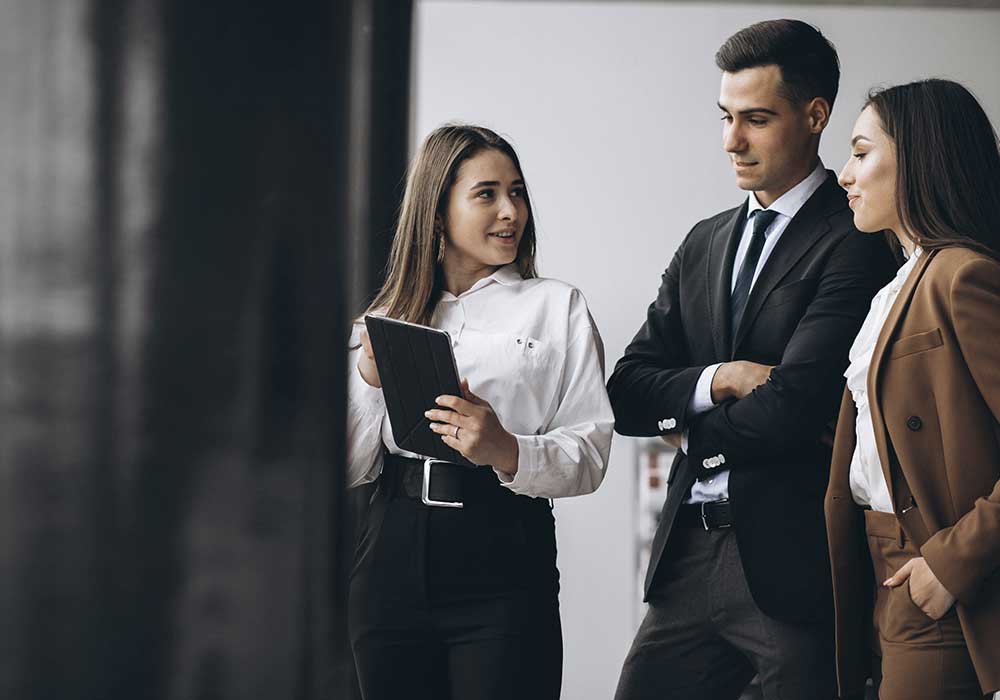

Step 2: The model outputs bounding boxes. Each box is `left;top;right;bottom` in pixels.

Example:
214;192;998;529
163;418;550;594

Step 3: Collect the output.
851;135;873;146
717;103;779;116
470;179;525;189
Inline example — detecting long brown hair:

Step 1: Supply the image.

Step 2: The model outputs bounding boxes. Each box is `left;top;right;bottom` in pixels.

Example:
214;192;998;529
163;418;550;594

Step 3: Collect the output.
865;79;1000;259
364;124;538;326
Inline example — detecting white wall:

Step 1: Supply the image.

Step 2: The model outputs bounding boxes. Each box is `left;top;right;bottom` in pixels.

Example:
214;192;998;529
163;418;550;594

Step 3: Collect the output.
413;3;1000;698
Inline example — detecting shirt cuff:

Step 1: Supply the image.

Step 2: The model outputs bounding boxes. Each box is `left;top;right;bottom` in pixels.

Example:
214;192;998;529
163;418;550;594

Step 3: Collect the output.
689;363;722;416
494;434;537;494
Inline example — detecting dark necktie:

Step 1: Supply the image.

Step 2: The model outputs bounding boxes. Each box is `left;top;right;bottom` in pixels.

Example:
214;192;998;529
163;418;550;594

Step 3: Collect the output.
730;209;779;331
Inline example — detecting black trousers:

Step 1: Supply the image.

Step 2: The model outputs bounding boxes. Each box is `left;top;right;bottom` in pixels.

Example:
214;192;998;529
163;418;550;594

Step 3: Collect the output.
349;460;562;700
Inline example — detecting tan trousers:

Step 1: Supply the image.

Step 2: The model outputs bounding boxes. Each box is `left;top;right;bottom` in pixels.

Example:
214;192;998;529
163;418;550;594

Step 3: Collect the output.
865;510;989;700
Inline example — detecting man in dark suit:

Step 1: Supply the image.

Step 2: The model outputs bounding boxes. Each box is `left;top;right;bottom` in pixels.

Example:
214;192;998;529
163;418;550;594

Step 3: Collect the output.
609;20;896;700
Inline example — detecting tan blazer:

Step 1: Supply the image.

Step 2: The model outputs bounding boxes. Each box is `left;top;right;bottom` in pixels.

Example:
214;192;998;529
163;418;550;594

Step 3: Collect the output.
825;246;1000;696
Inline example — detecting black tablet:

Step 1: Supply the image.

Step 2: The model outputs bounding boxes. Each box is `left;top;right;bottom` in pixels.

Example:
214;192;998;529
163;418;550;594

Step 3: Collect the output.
364;315;473;465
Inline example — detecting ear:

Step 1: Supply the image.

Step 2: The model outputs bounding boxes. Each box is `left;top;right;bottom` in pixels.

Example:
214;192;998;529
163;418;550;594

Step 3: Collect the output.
806;97;831;134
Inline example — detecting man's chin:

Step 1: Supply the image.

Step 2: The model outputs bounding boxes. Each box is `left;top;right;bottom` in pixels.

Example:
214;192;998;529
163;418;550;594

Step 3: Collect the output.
732;171;765;192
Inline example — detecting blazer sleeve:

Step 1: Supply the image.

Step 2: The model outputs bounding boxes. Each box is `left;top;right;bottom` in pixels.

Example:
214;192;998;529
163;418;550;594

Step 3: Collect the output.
606;230;708;436
686;229;894;478
920;256;1000;605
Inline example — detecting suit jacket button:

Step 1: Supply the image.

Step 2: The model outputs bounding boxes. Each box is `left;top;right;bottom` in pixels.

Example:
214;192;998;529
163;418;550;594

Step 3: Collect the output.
906;415;923;431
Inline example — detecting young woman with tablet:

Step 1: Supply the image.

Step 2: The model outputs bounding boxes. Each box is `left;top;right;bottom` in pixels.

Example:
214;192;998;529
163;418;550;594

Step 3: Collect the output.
346;124;614;700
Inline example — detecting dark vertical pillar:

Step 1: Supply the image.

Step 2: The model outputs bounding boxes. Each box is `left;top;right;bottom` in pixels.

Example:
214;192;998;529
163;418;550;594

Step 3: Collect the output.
115;2;351;698
347;0;414;314
1;0;411;698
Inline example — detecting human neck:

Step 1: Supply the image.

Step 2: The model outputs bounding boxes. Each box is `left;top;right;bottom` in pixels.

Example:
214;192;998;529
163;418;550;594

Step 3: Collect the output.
755;155;820;209
441;258;500;297
893;230;918;258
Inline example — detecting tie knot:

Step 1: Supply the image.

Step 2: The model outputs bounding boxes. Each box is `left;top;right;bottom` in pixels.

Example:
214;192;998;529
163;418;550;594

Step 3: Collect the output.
752;209;779;238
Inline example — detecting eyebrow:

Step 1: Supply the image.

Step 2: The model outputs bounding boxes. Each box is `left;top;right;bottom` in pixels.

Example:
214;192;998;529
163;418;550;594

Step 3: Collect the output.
851;135;873;146
470;179;525;189
718;103;779;116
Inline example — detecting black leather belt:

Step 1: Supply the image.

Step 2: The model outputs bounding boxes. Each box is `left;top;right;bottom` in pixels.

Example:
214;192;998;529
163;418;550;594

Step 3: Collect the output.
382;454;505;508
676;499;735;530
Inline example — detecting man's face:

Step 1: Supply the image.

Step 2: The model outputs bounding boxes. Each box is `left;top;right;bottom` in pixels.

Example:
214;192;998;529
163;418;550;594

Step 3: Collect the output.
719;65;823;207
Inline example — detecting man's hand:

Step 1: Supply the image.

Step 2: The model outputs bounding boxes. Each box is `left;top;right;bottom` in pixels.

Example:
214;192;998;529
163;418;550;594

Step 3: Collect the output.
710;360;774;403
884;557;956;620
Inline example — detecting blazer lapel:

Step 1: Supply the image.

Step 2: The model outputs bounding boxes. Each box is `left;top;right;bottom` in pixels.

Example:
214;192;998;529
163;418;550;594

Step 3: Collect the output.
707;202;748;360
733;173;839;352
866;248;937;508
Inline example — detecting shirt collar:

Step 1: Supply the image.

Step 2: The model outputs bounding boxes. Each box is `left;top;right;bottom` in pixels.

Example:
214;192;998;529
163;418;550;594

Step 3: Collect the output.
491;263;524;286
441;263;524;300
747;161;827;220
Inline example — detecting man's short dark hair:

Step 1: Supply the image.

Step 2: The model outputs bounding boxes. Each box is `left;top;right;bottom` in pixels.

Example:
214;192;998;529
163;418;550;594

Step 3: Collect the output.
715;19;840;108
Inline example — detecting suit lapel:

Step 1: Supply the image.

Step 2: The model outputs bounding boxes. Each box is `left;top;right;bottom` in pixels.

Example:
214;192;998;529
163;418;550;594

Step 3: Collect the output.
866;248;936;508
707;203;748;360
732;173;840;352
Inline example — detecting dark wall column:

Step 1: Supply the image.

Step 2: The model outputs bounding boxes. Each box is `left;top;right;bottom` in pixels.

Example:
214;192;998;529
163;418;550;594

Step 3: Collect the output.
0;0;411;698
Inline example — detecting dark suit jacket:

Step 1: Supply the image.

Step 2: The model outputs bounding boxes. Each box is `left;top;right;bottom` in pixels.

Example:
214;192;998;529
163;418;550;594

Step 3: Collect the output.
608;172;896;624
826;247;1000;695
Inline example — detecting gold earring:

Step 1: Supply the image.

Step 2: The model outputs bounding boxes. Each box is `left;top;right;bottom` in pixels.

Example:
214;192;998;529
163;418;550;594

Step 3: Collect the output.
436;229;446;264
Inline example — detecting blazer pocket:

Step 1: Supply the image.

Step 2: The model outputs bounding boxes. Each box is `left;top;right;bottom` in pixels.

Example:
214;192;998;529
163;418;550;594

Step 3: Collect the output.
889;327;943;359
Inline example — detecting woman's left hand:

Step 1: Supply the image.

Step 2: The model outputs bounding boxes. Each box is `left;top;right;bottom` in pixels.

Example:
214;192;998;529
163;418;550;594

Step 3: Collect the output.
425;379;519;476
884;556;957;619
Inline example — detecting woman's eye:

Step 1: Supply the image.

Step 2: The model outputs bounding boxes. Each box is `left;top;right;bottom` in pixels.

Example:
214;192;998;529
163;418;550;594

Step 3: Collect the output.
853;152;866;160
720;114;733;123
511;188;524;199
748;119;766;126
476;189;494;199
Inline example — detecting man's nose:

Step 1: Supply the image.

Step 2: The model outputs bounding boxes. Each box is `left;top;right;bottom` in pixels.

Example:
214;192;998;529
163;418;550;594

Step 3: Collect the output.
723;124;746;153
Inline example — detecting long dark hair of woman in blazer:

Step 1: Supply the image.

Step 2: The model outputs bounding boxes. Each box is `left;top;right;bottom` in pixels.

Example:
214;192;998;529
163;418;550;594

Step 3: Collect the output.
828;79;1000;700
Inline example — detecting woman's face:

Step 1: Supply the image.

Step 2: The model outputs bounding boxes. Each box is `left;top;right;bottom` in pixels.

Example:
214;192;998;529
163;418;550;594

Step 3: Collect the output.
838;106;901;235
439;148;528;275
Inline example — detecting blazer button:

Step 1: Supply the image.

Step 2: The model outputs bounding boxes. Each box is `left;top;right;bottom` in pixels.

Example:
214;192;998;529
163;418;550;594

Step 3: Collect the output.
906;415;923;431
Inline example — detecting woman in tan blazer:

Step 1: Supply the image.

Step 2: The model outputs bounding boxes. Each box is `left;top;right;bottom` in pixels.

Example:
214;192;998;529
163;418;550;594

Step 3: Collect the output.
828;79;1000;700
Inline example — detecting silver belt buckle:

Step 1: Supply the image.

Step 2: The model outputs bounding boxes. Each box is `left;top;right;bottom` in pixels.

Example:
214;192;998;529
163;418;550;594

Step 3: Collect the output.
422;458;464;509
701;498;731;530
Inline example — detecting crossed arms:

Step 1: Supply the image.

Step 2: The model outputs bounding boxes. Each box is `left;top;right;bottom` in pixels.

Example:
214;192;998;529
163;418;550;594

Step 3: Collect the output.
608;227;892;479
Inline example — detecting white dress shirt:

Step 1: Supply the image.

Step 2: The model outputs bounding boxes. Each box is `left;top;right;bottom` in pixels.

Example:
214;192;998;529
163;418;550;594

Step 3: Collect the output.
685;162;828;504
845;247;922;513
346;264;614;499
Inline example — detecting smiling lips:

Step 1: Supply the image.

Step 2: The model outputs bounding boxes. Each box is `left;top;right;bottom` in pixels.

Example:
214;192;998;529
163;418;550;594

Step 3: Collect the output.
734;161;758;168
488;230;516;241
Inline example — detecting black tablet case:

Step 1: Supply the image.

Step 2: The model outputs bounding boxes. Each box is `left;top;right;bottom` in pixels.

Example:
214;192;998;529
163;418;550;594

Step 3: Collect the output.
364;315;473;465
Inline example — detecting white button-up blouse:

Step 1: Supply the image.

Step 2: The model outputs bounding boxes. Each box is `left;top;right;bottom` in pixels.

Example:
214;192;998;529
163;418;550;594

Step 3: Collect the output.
845;247;922;513
346;264;614;499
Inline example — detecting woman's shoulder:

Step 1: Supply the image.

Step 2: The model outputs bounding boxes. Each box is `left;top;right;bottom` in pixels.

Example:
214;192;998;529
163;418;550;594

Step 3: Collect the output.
519;275;589;302
920;247;1000;314
925;246;1000;285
